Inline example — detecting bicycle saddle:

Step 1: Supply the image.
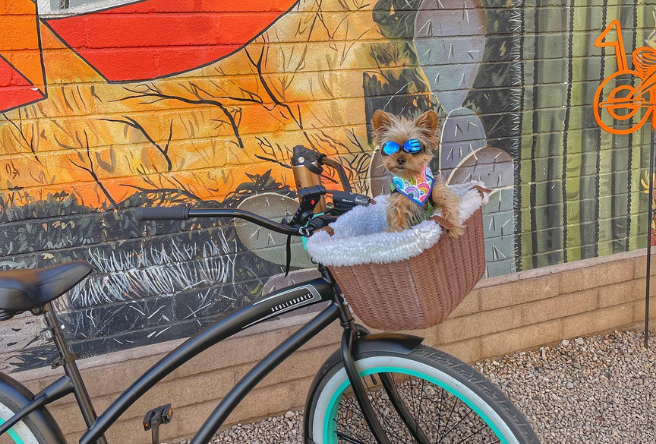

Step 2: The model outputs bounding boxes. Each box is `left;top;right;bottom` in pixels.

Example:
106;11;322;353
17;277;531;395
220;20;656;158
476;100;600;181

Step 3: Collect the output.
0;261;92;320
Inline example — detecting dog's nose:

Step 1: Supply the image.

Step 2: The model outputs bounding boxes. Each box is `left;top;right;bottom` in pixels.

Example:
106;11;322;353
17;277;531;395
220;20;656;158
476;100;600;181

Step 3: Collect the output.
397;157;406;166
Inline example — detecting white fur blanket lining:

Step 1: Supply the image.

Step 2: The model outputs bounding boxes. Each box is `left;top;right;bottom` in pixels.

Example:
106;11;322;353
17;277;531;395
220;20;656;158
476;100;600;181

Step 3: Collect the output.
306;182;488;267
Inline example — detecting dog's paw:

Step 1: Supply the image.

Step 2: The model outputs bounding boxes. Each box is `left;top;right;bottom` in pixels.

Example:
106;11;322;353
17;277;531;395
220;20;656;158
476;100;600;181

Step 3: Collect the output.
447;223;465;237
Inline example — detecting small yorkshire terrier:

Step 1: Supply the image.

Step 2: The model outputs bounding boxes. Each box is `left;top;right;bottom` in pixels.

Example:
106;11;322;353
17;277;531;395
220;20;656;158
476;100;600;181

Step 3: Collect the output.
372;109;464;235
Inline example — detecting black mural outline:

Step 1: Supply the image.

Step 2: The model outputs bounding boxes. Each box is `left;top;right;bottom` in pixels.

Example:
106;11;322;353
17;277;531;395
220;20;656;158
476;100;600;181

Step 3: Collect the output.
0;0;48;114
561;0;575;263
595;1;608;257
610;2;636;253
626;0;639;251
529;2;540;269
513;0;525;273
40;0;301;84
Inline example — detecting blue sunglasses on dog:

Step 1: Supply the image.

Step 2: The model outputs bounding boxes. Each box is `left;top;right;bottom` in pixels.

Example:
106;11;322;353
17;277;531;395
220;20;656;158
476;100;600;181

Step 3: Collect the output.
382;139;422;156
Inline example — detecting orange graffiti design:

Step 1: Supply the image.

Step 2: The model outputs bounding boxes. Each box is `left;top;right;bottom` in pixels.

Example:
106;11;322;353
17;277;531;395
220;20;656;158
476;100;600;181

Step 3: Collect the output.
594;20;656;135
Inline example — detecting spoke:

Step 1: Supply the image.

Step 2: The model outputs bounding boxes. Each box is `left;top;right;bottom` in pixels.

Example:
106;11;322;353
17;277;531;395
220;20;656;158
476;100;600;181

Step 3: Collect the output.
336;397;370;443
438;407;473;442
337;431;370;444
335;416;369;444
381;375;432;444
434;386;447;439
408;376;418;418
363;376;407;443
438;393;459;440
415;378;426;438
452;424;493;444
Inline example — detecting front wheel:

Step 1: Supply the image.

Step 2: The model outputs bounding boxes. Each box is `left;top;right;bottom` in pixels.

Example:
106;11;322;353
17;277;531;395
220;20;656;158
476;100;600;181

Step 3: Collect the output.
0;393;48;444
304;345;540;444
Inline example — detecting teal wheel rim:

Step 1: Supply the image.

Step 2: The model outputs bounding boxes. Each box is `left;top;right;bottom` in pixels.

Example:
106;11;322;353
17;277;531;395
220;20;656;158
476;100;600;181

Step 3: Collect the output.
323;365;508;444
0;417;26;444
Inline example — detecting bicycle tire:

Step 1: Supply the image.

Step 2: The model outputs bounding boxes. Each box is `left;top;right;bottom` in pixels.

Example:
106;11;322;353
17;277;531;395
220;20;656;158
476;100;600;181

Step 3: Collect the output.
304;345;541;444
0;392;52;444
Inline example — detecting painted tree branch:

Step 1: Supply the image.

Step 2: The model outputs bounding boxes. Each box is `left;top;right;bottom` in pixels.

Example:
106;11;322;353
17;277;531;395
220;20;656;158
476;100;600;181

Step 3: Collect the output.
2;110;41;164
254;137;292;170
104;116;174;171
244;44;317;150
120;84;244;148
66;131;117;207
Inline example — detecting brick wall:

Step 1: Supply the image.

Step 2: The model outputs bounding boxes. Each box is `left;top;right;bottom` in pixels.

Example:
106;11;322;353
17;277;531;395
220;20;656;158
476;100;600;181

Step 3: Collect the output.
1;0;656;440
14;249;656;444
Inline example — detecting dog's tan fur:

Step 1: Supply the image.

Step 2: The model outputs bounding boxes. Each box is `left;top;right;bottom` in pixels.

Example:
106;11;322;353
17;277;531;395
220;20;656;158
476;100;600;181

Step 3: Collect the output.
372;109;464;235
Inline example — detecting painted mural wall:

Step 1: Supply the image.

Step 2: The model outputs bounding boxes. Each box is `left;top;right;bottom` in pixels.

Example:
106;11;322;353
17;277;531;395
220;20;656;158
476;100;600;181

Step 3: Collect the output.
0;0;653;372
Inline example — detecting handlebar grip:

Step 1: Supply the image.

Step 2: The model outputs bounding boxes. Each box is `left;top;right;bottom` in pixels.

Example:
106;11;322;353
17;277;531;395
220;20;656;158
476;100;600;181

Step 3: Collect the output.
134;206;190;221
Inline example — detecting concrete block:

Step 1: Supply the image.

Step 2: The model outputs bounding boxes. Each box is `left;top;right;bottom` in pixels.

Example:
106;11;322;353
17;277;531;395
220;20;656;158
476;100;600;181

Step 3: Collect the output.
479;275;560;311
521;289;598;325
560;259;634;294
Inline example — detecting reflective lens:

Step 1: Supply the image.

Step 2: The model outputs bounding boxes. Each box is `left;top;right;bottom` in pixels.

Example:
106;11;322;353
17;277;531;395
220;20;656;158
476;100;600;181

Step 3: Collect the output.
383;139;421;156
382;139;422;155
382;140;400;155
404;139;422;153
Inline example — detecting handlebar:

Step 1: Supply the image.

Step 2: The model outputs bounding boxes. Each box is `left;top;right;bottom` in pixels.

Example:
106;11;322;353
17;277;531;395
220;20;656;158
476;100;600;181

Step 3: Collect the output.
134;205;306;236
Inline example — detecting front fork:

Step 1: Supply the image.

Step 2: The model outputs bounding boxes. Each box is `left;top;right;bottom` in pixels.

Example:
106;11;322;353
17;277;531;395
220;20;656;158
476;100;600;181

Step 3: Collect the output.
327;267;430;444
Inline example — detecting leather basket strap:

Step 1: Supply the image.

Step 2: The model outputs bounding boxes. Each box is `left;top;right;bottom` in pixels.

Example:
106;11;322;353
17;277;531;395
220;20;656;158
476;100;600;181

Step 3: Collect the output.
429;215;455;231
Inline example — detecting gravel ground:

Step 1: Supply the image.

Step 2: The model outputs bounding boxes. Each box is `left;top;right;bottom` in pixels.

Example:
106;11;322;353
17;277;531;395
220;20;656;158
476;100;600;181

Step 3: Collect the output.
172;329;655;443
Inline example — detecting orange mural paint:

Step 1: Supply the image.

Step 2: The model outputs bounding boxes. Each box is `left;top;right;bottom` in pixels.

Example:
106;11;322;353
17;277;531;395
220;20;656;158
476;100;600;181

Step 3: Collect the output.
594;20;656;135
0;0;46;112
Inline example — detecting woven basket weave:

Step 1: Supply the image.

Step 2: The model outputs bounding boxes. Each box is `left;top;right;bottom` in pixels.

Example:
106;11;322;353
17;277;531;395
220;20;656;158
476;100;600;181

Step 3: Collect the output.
328;209;485;330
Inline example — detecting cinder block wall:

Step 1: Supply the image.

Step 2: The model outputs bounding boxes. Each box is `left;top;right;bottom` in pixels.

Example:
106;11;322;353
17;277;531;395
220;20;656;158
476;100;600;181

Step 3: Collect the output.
15;249;655;444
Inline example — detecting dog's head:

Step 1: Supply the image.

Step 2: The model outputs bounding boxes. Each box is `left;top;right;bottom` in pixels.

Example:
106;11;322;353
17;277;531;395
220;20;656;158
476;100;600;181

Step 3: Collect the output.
372;110;438;180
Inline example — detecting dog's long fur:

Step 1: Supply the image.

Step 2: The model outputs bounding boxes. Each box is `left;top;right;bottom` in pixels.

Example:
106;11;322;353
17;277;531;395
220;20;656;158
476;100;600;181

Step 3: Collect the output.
372;109;464;235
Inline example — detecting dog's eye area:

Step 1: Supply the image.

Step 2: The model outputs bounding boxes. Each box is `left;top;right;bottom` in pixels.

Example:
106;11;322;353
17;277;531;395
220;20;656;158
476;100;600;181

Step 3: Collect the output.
404;139;422;154
381;140;422;156
381;141;400;156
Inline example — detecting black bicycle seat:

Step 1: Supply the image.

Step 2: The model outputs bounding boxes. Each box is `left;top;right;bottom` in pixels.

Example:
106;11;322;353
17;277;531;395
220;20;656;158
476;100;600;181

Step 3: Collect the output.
0;261;92;320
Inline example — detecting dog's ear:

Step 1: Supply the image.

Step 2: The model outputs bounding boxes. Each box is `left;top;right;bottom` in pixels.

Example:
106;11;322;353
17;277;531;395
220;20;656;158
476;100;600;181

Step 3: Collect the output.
415;110;438;135
372;110;393;131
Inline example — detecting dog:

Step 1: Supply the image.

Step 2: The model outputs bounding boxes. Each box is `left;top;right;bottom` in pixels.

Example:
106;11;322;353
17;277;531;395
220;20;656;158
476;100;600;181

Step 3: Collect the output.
372;109;464;235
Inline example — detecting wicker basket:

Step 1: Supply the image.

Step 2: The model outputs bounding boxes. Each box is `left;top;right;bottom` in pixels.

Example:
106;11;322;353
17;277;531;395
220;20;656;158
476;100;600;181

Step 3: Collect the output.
328;209;485;330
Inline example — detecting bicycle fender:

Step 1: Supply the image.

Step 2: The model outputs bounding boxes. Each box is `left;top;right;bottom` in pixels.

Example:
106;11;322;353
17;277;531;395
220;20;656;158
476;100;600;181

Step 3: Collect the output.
0;372;67;443
303;332;424;442
353;332;424;356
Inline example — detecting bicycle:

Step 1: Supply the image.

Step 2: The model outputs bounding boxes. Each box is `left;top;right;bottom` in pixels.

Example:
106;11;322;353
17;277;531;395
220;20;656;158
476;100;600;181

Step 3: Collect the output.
0;147;540;444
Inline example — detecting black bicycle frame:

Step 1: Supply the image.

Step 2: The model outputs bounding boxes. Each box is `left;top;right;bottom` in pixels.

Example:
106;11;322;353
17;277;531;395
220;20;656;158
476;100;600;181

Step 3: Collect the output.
86;276;343;444
0;206;416;444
